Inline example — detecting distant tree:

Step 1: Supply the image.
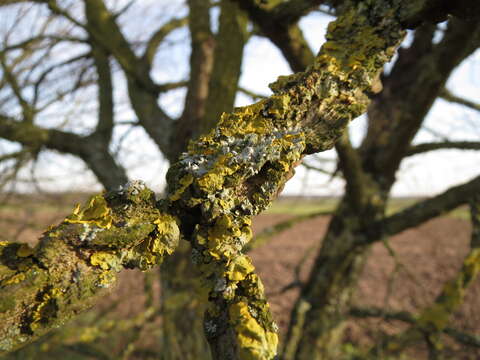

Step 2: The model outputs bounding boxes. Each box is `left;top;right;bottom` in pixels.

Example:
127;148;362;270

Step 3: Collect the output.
1;0;480;359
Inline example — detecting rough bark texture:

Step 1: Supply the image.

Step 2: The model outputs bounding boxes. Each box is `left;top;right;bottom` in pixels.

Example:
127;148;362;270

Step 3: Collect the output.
162;1;409;356
0;181;179;354
283;15;480;360
1;0;479;359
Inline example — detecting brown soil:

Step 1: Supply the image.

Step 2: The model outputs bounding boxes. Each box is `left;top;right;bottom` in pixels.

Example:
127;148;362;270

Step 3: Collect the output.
250;214;479;358
1;197;479;359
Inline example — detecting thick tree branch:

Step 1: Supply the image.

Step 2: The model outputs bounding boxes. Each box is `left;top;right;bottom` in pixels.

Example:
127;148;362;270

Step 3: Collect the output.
167;0;215;160
163;1;431;357
335;131;371;210
0;183;179;355
234;0;315;72
91;42;114;144
202;0;248;134
83;0;174;155
0;114;127;190
0;1;466;358
363;19;480;186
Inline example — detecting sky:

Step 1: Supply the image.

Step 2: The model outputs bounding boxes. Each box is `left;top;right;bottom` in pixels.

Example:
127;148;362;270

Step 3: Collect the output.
0;1;479;197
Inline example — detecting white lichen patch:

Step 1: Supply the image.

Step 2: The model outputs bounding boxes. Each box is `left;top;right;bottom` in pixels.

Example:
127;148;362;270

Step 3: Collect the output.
118;179;147;196
79;223;105;243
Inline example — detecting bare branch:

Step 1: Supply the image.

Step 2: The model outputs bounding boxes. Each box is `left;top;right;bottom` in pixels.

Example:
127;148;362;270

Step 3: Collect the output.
350;306;480;348
233;0;315;72
91;42;114;144
246;210;332;252
272;0;327;24
440;88;480;112
365;194;480;356
407;141;480;156
83;0;174;155
168;0;215;160
238;86;268;101
142;17;188;67
155;80;188;93
370;174;480;240
0;114;128;189
202;0;248;133
0;55;34;122
301;160;334;176
335;131;370;210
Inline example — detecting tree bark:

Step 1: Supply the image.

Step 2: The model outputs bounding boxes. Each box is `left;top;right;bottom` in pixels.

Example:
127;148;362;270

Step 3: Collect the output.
0;182;179;355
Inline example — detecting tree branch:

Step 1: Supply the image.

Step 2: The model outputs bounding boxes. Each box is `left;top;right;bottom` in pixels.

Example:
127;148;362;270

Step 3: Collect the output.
272;0;327;24
335;131;370;210
0;183;179;355
234;0;315;72
0;114;128;189
238;86;268;101
246;210;332;252
0;55;34;123
167;0;215;160
370;174;480;240
83;0;174;155
439;88;480;112
202;0;248;134
350;306;480;348
155;80;188;93
407;141;480;156
365;194;480;357
362;19;480;186
91;42;114;144
142;17;188;67
0;0;460;357
164;2;416;357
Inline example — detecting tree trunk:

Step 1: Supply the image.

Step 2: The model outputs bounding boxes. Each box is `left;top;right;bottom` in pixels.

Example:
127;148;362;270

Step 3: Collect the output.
283;201;380;359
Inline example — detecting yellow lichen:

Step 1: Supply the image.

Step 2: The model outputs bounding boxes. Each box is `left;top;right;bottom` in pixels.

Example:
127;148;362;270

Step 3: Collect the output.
229;301;278;359
97;271;116;288
197;155;237;192
227;255;254;281
65;195;112;229
1;272;25;286
90;251;119;270
30;288;62;331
